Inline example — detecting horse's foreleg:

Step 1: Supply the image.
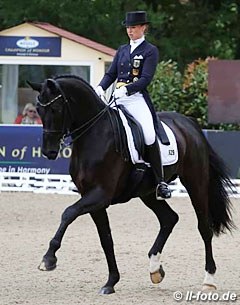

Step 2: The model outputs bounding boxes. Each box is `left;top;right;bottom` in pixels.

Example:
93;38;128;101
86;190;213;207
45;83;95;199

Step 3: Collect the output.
90;209;120;295
140;193;179;284
38;187;109;272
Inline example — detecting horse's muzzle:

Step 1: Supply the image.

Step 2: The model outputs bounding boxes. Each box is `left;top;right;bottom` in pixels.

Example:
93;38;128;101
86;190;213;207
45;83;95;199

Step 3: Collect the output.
42;149;59;160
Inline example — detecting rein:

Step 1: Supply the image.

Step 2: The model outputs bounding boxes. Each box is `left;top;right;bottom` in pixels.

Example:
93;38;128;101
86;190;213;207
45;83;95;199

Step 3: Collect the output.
37;80;115;148
62;100;114;147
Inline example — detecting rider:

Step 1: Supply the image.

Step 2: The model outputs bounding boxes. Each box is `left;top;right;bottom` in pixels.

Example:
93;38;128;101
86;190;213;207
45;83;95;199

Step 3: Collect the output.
95;11;171;200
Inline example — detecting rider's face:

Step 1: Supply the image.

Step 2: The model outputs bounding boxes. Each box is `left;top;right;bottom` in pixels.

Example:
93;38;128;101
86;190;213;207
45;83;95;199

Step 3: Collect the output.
126;24;146;41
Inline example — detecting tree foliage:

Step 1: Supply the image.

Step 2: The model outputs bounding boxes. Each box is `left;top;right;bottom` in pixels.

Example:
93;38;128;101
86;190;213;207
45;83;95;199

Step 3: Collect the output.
149;58;240;130
0;0;239;66
0;0;240;129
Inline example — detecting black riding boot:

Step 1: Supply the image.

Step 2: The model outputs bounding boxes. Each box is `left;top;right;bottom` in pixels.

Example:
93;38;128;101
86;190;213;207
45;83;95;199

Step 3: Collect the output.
145;139;171;200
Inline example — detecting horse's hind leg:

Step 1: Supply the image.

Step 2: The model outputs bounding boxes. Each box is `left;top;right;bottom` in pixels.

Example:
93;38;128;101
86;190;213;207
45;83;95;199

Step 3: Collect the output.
195;209;217;291
182;178;217;291
140;193;179;284
90;209;120;295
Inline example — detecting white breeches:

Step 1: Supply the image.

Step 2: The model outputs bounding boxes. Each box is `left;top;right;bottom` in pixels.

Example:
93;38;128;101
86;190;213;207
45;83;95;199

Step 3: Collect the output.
112;92;156;145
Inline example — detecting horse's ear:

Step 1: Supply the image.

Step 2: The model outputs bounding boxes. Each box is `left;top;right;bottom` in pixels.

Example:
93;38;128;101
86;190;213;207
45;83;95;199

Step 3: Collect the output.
46;78;58;92
26;80;42;92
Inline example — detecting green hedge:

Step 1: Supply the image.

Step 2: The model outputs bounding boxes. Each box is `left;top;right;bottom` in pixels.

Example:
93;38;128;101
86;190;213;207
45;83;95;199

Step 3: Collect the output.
148;58;240;130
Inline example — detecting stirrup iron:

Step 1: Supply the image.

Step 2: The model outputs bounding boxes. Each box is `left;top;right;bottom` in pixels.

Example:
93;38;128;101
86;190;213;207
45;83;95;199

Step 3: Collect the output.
156;182;171;200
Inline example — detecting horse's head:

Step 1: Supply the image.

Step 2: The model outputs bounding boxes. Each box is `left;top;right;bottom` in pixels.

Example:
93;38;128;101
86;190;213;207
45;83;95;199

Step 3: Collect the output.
28;75;106;160
27;78;70;160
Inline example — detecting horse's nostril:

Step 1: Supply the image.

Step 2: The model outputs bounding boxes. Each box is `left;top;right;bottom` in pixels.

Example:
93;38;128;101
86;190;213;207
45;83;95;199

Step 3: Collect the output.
42;153;48;159
48;151;58;160
42;150;58;160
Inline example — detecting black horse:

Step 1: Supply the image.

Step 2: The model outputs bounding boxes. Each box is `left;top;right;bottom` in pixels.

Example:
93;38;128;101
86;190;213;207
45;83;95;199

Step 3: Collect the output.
28;75;234;294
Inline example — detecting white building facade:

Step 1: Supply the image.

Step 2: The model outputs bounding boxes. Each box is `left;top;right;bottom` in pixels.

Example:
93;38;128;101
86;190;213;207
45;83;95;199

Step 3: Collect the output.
0;22;115;123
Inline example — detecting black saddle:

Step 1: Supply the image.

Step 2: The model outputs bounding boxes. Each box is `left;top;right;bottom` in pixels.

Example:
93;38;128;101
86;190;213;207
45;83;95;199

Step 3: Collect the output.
108;105;171;202
117;105;170;158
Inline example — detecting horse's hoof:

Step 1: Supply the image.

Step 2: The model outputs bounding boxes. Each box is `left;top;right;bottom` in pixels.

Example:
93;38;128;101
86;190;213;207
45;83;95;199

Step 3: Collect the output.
98;286;115;295
38;256;57;271
150;264;165;284
202;284;217;291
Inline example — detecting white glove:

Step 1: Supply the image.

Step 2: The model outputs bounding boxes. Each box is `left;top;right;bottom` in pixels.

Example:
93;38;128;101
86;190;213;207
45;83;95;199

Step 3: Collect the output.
95;86;105;99
113;86;127;99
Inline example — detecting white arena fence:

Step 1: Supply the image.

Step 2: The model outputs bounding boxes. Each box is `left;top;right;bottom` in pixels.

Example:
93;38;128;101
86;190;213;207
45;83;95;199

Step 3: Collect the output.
0;172;240;198
0;173;75;195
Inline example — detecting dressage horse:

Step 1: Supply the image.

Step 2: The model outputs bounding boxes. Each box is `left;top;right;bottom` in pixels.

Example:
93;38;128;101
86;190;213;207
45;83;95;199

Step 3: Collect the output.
28;75;234;294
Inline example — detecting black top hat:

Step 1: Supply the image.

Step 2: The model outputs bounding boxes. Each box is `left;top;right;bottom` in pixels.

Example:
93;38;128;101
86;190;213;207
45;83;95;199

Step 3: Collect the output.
122;11;150;26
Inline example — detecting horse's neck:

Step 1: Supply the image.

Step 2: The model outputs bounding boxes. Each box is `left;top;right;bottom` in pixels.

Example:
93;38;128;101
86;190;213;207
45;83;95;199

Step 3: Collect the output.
69;84;104;115
64;81;104;122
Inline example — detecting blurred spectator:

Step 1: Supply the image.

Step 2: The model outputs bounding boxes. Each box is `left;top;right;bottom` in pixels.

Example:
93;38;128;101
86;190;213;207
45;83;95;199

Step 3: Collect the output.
14;103;42;124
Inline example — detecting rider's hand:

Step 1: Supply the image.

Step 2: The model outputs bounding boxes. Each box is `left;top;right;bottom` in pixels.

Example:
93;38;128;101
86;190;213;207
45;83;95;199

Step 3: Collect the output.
113;86;127;99
95;86;105;100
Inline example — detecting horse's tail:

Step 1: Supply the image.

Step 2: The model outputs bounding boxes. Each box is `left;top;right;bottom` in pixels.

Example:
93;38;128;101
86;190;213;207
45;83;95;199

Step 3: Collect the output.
208;144;235;236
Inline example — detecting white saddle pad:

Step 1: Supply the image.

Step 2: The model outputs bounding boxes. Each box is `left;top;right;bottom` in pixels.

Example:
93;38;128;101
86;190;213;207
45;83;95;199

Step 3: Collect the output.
118;109;178;165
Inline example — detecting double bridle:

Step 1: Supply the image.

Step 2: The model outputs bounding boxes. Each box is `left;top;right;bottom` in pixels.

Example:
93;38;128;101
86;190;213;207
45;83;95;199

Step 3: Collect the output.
36;79;112;148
